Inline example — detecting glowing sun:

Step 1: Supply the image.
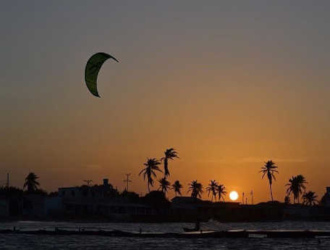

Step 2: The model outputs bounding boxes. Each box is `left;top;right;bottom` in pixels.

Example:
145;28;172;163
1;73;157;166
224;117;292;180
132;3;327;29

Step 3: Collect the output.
229;191;239;201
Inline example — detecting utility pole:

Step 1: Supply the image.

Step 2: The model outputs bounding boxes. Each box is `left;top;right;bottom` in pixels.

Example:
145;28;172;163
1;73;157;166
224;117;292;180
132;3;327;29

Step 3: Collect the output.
6;173;9;188
250;190;254;205
123;173;132;191
242;192;245;204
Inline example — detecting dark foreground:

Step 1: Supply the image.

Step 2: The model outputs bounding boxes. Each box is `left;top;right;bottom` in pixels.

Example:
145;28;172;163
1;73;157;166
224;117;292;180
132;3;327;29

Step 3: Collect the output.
1;229;330;239
1;222;330;249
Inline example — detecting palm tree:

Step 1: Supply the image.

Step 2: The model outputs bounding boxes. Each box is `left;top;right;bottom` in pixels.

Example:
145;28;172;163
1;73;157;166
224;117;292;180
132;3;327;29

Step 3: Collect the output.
172;180;183;196
286;175;307;204
139;158;162;192
217;184;227;201
302;191;318;206
206;180;218;201
286;176;297;203
259;160;278;201
23;172;40;193
161;148;179;177
188;180;203;199
158;177;171;194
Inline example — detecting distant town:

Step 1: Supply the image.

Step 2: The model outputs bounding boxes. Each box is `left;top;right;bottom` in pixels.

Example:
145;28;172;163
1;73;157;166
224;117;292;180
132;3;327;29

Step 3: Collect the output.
1;148;330;222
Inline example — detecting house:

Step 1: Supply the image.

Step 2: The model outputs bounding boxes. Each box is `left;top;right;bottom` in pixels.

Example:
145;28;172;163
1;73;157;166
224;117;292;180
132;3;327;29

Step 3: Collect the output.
58;179;150;220
44;196;63;216
321;187;330;207
23;194;46;218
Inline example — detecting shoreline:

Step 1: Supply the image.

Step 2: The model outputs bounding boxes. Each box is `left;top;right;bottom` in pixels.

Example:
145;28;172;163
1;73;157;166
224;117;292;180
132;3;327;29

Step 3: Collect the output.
1;218;330;224
0;228;330;238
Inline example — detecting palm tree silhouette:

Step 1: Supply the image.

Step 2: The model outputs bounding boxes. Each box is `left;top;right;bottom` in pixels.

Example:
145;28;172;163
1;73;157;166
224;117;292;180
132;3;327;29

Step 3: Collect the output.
161;148;179;177
158;177;171;194
23;172;40;193
259;160;278;201
139;158;162;192
286;176;297;203
286;175;307;204
172;180;183;196
206;180;218;201
188;180;203;199
217;184;227;201
286;175;307;203
302;191;318;206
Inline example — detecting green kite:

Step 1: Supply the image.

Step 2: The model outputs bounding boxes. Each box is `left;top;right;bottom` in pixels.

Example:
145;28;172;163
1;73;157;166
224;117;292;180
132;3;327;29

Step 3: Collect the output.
85;52;119;97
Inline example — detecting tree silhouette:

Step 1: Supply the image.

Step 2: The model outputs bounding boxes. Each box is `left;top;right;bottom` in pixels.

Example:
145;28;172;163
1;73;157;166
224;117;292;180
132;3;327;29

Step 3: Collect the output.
161;148;179;177
0;187;23;216
23;172;40;193
259;160;278;201
206;180;218;201
286;175;307;203
0;186;23;198
302;191;318;206
158;177;171;194
172;180;183;196
188;180;203;199
284;195;291;205
139;158;162;192
143;191;170;210
217;184;227;201
121;190;140;203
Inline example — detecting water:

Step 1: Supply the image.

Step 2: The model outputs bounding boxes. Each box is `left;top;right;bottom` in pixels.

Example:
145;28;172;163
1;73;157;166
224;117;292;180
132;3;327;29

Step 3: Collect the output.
0;221;329;249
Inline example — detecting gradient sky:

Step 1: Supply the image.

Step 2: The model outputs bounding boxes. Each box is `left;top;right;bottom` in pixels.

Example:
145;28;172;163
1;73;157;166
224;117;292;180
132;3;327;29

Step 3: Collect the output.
1;0;330;203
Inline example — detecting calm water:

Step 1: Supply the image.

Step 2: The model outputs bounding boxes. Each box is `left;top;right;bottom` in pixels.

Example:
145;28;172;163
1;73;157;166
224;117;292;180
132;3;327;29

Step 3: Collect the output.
0;221;329;249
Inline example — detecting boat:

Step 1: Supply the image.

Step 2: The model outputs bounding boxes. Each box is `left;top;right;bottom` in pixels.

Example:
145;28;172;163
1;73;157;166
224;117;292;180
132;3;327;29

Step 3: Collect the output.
183;221;200;232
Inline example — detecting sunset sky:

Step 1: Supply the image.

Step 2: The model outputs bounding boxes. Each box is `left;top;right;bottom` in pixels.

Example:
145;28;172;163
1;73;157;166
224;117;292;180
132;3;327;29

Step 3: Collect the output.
1;1;330;203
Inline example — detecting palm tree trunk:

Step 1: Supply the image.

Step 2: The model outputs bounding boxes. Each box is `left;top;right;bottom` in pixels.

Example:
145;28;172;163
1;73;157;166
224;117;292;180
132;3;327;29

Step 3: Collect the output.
269;183;274;202
164;158;169;176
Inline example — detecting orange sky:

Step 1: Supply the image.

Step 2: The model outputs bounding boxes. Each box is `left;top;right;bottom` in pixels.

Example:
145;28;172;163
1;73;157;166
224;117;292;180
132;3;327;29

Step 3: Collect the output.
1;1;330;203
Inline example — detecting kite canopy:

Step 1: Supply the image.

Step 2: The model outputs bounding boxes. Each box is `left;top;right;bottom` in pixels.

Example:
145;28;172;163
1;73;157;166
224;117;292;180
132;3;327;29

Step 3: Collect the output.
85;52;118;97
